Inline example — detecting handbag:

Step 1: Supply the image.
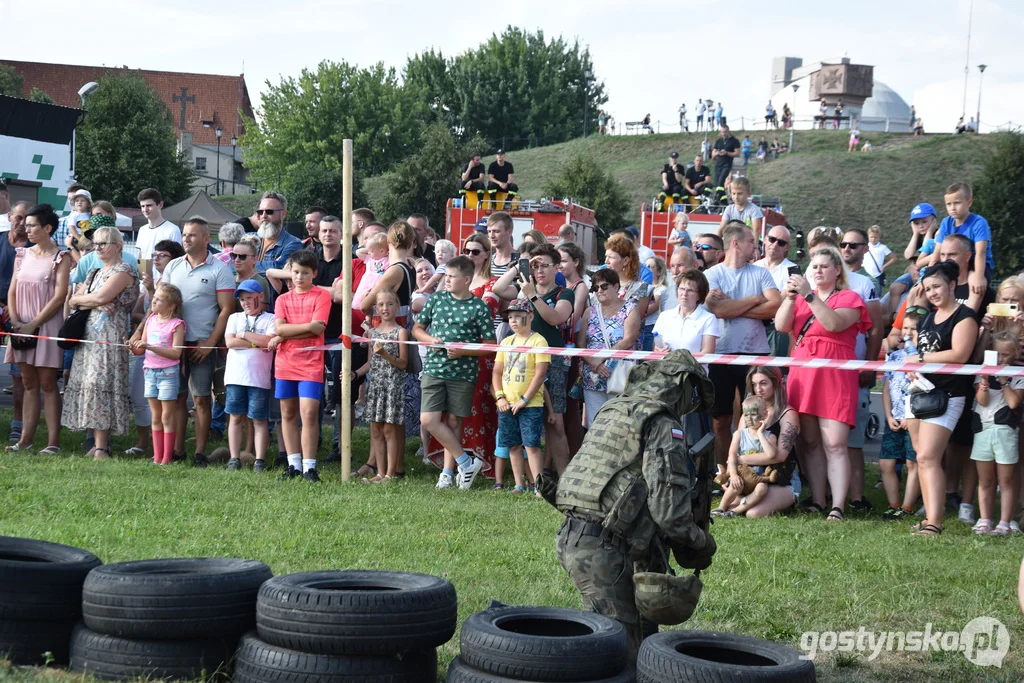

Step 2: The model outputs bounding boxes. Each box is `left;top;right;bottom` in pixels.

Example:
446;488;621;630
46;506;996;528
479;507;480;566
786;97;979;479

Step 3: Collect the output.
910;389;949;420
397;262;422;375
58;269;100;350
596;303;633;394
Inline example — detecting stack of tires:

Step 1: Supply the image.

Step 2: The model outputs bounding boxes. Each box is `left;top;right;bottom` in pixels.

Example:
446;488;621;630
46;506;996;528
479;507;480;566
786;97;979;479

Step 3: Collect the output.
636;631;816;682
236;570;458;683
448;605;634;682
0;536;102;666
70;558;272;680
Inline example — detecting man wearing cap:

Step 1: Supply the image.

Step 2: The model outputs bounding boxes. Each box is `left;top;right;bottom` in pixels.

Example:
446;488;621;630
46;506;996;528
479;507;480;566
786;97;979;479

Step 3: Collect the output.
487;150;518;202
459;154;486;202
659;153;685;204
903;202;939;267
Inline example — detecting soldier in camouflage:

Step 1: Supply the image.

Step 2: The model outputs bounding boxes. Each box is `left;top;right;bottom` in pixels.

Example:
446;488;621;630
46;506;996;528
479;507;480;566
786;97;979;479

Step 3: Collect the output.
537;349;717;655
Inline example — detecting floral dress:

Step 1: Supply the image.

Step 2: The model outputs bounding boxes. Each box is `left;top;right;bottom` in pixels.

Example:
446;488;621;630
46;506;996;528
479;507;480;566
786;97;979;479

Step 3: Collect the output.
365;326;404;426
582;299;638;393
62;263;139;434
427;277;500;477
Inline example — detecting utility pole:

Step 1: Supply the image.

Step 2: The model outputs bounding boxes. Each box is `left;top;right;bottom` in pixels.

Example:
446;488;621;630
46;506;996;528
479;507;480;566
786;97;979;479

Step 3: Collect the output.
976;64;988;133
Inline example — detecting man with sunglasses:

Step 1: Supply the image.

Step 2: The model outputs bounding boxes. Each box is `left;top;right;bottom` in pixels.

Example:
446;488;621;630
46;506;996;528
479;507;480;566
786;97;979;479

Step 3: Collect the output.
755;226;797;357
253;191;302;275
693;234;724;270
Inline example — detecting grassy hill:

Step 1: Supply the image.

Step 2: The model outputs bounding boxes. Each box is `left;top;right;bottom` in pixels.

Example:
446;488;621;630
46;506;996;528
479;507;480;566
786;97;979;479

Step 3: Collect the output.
216;131;1001;270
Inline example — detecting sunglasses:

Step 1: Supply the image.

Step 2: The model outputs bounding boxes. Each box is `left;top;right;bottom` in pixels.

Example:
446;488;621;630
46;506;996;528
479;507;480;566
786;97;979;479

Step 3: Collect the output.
905;306;928;316
231;253;250;261
767;235;789;247
463;248;484;256
695;243;718;251
591;283;615;293
256;208;281;216
92;242;113;248
839;241;866;249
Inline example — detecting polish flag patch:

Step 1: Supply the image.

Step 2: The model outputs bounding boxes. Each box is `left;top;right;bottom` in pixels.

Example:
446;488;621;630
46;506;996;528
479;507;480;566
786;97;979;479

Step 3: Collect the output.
671;428;684;440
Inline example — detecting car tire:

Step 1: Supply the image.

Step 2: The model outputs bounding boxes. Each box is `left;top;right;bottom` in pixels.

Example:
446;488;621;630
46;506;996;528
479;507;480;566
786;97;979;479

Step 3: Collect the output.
256;570;457;655
82;558;272;639
0;536;102;621
0;618;76;666
69;623;233;681
459;606;628;682
233;631;437;683
636;630;816;683
446;656;636;683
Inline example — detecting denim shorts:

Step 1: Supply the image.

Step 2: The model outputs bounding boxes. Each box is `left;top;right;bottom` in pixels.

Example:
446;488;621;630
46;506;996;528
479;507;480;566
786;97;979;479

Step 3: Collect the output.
498;406;544;448
225;384;271;421
8;362;20;378
275;378;323;401
144;366;180;401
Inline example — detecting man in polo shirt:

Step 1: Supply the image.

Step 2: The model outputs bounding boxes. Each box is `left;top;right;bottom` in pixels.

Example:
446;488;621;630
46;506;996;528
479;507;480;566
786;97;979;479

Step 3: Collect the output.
254;191;302;275
302;205;327;253
136;188;182;278
160;217;235;467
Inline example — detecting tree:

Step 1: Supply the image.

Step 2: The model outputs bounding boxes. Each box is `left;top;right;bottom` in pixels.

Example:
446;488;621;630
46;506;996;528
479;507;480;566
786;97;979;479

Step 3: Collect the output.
242;60;425;205
373;123;487;229
0;66;22;97
543;152;630;235
974;133;1024;278
28;88;54;104
75;73;195;206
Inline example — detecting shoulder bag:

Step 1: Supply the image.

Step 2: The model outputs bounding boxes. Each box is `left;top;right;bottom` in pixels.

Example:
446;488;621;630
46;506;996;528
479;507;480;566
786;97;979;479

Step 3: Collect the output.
396;262;422;375
909;388;948;420
58;268;101;350
597;304;633;394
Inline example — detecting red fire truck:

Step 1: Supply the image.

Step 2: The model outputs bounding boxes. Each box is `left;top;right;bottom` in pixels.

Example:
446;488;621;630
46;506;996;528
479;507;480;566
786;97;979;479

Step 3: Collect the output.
445;193;599;264
638;199;789;262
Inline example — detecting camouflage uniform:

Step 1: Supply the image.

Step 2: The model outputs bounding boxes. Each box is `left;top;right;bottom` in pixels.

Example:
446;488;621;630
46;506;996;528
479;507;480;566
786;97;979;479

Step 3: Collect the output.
546;350;716;653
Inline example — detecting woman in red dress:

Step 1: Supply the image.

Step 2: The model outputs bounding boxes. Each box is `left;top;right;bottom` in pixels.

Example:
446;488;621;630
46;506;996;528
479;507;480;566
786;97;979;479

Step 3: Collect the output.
776;245;871;521
426;233;499;477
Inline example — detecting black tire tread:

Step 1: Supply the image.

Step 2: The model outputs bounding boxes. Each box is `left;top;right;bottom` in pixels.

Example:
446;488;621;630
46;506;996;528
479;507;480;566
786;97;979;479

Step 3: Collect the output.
256;570;457;655
0;536;102;621
233;632;436;683
636;630;816;683
68;623;232;681
459;606;628;682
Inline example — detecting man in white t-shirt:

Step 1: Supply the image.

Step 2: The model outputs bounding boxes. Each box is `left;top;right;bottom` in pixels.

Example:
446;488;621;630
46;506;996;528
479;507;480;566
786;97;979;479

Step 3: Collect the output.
754;225;797;357
136;187;182;278
704;222;781;469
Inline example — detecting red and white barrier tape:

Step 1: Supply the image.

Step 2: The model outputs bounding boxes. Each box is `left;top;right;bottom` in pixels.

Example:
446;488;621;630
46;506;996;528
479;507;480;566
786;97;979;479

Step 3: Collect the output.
304;334;1024;378
0;332;223;350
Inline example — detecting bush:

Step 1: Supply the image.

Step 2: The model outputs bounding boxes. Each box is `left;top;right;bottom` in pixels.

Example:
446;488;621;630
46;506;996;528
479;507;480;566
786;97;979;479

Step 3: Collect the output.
973;133;1024;278
543;152;630;235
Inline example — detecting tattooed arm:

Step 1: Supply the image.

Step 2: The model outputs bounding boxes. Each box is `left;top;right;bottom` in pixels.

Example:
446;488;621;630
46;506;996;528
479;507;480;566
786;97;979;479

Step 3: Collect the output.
774;408;799;465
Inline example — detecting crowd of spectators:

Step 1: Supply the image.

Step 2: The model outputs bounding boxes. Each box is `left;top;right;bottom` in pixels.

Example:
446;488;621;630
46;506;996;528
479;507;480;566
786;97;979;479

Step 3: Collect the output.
0;175;1019;536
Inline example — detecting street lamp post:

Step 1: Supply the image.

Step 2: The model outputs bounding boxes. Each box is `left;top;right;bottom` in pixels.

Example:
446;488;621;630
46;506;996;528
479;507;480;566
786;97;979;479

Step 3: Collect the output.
583;65;593;138
976;64;987;133
214;126;223;196
230;134;237;194
789;83;799;151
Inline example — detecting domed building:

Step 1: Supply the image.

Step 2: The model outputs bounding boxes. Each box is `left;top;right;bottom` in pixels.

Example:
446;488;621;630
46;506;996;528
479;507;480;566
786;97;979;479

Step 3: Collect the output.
768;56;912;132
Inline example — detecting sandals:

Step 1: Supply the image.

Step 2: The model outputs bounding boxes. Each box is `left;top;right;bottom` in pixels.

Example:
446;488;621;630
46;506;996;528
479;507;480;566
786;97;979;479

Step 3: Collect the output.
710;509;735;518
93;447;111;461
826;507;845;522
913;523;942;537
5;443;31;452
124;446;147;456
987;523;1011;537
353;464;377;479
492;483;505;491
38;446;61;455
802;501;825;514
973;519;994;535
361;474;393;484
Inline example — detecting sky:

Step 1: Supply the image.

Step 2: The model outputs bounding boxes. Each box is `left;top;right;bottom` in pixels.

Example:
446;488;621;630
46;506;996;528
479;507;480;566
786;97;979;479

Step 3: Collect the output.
3;0;1021;135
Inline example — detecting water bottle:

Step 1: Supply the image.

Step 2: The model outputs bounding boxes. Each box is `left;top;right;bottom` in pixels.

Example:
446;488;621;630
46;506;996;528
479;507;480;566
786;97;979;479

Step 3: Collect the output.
89;310;110;335
903;336;917;355
653;332;662;352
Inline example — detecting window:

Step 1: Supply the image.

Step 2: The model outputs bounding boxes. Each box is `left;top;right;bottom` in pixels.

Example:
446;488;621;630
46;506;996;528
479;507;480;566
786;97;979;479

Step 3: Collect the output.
195;157;207;171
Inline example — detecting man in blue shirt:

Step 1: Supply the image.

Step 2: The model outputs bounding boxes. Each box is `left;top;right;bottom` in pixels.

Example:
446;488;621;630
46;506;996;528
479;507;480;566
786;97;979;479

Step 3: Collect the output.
929;182;993;293
252;191;302;275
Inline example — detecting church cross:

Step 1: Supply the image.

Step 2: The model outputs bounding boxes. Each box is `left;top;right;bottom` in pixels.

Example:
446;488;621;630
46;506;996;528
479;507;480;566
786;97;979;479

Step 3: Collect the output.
171;87;195;130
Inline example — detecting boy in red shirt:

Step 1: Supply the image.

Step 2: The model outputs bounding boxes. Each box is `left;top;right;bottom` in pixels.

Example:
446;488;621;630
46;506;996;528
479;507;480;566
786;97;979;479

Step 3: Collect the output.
269;250;333;482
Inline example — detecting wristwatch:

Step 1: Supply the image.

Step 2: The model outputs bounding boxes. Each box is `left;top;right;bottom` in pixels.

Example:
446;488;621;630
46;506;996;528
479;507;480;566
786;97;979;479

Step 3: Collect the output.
803;292;815;303
530;295;539;302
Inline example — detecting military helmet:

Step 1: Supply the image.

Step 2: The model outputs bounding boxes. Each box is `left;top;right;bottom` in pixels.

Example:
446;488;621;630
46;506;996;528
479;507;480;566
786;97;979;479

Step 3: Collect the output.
633;572;703;625
620;349;715;417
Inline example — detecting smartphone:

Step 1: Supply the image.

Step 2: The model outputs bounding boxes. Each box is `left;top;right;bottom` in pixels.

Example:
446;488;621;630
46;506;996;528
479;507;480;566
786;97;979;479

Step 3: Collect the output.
518;258;531;280
787;265;802;278
987;302;1019;317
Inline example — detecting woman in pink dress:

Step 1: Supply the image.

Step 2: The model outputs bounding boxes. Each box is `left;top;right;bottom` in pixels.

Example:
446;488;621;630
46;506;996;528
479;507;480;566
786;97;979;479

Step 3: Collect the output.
426;233;499;478
775;245;871;521
4;204;71;453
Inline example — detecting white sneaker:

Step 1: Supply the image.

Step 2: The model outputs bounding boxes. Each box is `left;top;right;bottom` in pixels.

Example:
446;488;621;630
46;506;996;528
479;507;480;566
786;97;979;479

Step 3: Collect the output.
958;503;976;525
456;456;484;490
436;472;453;489
1010;521;1022;535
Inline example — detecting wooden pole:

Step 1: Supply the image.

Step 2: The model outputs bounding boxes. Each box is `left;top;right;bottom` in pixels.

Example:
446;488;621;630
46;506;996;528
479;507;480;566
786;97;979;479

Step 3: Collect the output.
340;139;353;481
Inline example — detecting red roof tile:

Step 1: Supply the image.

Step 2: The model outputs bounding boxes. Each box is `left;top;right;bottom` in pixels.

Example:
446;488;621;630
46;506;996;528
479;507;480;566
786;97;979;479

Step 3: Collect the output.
0;59;254;145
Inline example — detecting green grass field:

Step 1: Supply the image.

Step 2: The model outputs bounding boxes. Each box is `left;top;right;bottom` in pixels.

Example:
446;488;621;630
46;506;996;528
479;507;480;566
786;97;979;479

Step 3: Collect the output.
1;411;1022;682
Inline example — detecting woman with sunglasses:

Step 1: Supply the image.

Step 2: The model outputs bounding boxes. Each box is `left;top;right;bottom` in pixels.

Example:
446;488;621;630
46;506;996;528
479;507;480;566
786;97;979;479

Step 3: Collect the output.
62;221;139;460
424;234;500;477
231;236;274;307
576;268;642;426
